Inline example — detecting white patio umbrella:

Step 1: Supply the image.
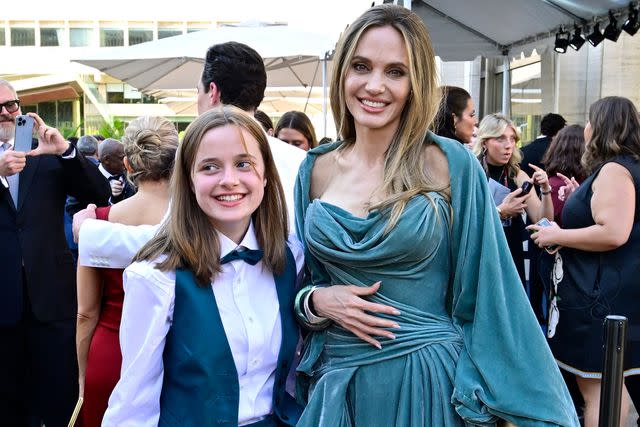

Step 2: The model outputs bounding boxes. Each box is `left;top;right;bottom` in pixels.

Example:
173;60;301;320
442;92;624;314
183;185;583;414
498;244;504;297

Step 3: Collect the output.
157;87;327;116
73;24;335;133
72;24;334;91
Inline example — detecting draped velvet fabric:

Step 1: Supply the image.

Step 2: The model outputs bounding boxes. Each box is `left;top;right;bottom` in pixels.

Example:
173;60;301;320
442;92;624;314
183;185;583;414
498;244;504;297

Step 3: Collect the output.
294;134;579;426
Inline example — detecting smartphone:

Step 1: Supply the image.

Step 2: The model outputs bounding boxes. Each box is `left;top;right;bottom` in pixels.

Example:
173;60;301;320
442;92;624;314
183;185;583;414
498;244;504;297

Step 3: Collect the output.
520;181;533;196
14;115;34;153
535;218;561;254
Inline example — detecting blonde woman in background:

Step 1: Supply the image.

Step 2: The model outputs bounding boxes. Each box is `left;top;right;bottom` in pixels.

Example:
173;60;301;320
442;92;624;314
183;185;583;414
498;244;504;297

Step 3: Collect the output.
473;113;553;284
76;116;178;427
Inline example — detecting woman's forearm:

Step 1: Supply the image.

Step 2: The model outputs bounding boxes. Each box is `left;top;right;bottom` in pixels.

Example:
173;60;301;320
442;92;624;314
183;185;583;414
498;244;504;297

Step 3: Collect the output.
77;314;99;396
539;191;554;222
556;224;629;252
76;265;103;397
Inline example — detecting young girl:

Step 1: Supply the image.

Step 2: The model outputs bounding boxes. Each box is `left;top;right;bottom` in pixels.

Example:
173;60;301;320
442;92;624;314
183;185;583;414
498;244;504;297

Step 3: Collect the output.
102;106;304;427
274;111;318;151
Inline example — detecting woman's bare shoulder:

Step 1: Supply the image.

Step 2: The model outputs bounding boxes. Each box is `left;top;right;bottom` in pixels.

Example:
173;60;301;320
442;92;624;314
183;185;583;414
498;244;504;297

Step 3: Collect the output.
423;143;450;189
108;196;166;226
309;150;337;200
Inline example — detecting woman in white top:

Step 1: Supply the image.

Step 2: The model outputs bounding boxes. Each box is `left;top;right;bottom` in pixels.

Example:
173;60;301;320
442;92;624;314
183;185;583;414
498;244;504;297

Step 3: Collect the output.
102;106;304;427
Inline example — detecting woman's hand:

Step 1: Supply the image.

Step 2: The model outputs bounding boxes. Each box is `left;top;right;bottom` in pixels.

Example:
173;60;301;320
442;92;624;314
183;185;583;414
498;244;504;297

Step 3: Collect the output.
527;221;562;248
556;172;580;201
498;188;527;218
529;163;551;192
312;281;401;349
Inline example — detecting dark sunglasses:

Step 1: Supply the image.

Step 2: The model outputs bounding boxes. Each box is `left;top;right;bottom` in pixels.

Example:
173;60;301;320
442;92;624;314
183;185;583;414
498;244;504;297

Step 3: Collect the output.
0;100;20;114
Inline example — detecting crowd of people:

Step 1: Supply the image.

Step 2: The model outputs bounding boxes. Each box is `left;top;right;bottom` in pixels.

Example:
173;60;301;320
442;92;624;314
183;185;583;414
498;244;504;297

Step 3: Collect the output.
1;3;639;427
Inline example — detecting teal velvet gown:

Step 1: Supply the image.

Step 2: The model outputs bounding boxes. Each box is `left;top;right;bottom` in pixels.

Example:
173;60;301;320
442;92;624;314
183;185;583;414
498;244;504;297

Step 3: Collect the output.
295;134;579;427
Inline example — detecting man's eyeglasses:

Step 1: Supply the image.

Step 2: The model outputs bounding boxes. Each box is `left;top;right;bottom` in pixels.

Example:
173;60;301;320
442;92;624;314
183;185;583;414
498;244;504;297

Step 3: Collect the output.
0;100;20;114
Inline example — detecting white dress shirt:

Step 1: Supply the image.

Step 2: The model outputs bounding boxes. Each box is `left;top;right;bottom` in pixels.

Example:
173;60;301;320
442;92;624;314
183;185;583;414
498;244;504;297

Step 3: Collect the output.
78;136;305;270
98;163;113;180
102;223;304;427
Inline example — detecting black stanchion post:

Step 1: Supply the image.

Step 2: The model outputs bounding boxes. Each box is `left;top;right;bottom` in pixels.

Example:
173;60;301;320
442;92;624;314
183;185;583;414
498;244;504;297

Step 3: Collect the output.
598;315;628;427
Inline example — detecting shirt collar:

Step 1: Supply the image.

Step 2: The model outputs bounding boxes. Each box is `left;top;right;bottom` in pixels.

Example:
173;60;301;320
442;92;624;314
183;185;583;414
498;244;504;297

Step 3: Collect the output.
1;138;14;149
98;163;112;179
218;221;259;258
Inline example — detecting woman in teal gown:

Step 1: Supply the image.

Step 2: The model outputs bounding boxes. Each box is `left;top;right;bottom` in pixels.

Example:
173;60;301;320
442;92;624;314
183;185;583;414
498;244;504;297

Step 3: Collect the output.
293;5;578;427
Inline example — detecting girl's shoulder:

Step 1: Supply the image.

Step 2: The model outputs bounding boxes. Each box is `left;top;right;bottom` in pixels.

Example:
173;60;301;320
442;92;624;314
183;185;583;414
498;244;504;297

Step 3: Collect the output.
125;256;176;292
286;233;305;274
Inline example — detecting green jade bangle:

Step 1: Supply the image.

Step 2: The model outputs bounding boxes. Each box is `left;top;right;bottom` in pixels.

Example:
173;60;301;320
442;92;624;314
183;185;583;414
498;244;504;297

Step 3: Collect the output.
294;285;332;330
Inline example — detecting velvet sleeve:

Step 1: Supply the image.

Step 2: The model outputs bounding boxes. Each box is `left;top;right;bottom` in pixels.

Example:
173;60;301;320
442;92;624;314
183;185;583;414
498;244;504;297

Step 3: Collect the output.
434;133;579;426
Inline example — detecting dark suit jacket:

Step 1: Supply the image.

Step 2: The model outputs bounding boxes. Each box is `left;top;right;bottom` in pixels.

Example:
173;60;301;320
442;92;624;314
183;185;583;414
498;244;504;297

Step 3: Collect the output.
0;140;110;325
520;135;551;178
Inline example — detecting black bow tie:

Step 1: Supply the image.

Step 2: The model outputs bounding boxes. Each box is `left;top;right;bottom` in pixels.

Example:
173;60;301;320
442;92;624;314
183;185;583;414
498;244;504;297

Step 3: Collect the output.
108;174;123;181
220;248;264;265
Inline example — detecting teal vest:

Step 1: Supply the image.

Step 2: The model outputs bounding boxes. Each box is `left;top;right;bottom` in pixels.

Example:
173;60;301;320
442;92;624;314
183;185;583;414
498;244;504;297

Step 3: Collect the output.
159;247;302;427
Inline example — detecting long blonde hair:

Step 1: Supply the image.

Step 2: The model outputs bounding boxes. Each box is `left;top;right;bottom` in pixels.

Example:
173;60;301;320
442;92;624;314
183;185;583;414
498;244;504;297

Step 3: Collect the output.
474;113;522;180
135;106;289;285
331;4;446;227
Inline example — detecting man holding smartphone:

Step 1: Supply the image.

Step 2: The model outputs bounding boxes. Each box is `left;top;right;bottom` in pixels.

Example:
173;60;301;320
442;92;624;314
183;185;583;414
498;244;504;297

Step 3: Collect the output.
0;79;110;427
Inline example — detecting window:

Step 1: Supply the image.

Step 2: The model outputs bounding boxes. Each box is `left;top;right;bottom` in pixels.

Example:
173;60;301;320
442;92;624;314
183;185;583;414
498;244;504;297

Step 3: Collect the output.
11;28;35;46
510;60;543;144
128;29;152;45
0;28;5;46
124;84;142;103
106;83;124;103
21;105;37;114
158;29;182;39
57;101;73;128
106;92;124;103
38;102;56;124
70;28;92;47
40;28;63;46
100;28;124;47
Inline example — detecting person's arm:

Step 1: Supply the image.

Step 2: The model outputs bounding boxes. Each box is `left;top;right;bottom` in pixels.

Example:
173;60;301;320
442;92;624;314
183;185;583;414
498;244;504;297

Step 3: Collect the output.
529;162;634;251
517;167;553;223
496;187;526;219
102;264;173;427
77;219;158;269
309;283;401;348
76;265;103;398
26;113;110;206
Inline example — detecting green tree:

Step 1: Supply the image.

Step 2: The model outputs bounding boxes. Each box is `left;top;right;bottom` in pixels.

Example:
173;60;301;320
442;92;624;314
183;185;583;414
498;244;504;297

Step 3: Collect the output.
98;119;126;139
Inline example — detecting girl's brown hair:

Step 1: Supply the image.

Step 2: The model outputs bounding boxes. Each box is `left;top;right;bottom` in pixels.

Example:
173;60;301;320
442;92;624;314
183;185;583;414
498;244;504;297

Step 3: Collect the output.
274;111;318;149
134;106;288;285
542;124;586;181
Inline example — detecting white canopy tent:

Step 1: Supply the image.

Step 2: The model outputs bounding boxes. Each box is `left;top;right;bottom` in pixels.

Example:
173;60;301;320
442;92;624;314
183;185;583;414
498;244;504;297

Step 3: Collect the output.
412;0;629;61
408;0;632;115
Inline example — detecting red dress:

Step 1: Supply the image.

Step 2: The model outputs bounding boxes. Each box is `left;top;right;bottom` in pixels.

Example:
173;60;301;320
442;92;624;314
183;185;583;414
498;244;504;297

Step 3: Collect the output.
81;206;125;427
